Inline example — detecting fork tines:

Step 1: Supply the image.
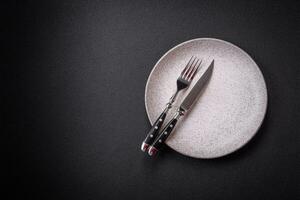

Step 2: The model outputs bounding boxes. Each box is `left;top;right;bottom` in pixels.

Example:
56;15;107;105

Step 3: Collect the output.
180;56;202;81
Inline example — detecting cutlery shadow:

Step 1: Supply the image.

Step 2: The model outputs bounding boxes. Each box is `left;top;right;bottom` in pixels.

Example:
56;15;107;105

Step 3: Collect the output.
165;77;211;141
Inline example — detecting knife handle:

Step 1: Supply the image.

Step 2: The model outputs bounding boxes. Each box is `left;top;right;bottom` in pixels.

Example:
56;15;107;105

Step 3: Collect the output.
141;106;170;152
148;108;184;156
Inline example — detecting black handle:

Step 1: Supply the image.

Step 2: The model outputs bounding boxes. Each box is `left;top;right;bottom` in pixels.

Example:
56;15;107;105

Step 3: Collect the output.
148;116;178;156
141;108;168;152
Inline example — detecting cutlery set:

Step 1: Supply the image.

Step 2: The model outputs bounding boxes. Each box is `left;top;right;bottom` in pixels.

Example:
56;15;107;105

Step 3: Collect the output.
141;57;214;156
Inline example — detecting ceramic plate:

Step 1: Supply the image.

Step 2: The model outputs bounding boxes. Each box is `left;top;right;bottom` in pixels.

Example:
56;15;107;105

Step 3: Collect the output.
145;38;267;158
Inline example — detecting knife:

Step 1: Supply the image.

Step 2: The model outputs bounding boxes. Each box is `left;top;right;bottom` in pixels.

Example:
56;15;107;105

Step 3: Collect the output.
148;60;214;156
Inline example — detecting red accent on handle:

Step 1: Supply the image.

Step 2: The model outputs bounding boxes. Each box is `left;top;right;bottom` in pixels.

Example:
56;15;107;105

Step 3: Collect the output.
141;142;150;152
148;146;158;156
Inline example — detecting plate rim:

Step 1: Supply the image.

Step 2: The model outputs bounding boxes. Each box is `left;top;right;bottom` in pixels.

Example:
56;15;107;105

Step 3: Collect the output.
144;37;268;158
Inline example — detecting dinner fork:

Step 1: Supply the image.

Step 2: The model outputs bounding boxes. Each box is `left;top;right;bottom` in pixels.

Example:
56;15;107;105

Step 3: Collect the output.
141;56;202;152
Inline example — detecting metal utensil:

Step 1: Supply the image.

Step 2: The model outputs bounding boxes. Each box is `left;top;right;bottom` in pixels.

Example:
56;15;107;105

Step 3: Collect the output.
148;60;214;156
141;56;202;152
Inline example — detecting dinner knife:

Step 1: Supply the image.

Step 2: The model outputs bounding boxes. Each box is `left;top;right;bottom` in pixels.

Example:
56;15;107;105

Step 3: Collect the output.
148;60;214;156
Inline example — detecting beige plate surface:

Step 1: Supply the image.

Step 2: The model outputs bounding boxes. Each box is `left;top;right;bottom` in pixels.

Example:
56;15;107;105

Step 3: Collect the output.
145;38;267;158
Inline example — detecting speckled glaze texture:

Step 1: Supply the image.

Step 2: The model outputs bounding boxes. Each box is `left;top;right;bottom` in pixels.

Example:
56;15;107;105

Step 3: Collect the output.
145;38;267;158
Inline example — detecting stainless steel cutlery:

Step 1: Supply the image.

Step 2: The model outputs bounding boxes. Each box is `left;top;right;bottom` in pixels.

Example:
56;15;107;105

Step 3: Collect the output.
148;60;214;156
141;57;214;156
141;56;202;152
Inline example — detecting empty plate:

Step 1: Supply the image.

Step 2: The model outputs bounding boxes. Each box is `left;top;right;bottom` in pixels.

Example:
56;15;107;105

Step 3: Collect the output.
145;38;267;158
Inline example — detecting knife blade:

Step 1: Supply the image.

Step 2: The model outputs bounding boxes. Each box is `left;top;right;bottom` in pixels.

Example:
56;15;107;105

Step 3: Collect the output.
148;60;214;156
180;60;214;111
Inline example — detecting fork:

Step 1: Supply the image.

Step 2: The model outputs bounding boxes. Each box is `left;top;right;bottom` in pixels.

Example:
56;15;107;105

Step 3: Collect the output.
141;56;202;152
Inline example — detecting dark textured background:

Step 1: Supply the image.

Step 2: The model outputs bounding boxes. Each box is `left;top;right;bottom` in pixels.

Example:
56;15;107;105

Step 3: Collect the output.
4;0;300;199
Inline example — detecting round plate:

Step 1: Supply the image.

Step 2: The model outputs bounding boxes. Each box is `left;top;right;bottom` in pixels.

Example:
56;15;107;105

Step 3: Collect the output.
145;38;267;158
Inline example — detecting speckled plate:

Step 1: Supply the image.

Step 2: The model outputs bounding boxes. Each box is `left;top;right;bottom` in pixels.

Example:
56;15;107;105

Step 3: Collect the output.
145;38;267;158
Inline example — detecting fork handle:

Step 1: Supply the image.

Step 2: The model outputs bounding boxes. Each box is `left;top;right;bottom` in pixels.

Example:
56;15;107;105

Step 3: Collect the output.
148;108;184;156
141;106;170;152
